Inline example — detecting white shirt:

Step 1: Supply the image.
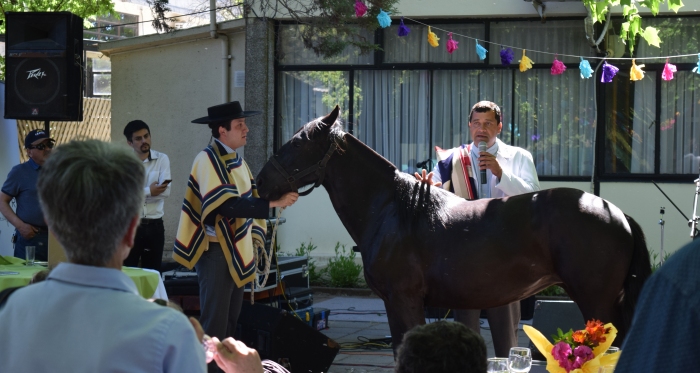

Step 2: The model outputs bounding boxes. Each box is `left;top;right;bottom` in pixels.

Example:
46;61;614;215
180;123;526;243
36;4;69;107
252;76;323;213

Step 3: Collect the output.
142;149;171;219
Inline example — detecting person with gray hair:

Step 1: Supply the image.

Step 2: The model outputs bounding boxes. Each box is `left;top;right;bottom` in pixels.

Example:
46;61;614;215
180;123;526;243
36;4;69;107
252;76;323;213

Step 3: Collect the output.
0;140;207;373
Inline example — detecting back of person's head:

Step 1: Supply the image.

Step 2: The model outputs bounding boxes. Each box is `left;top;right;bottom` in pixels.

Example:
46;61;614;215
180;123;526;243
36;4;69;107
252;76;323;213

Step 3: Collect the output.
123;120;150;142
29;268;51;284
37;140;145;266
395;321;487;373
208;119;231;138
469;101;502;124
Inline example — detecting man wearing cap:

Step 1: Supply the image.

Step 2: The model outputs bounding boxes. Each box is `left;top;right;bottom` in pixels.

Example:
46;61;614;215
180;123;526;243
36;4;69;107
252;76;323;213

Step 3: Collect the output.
173;101;298;370
123;120;171;272
0;129;54;261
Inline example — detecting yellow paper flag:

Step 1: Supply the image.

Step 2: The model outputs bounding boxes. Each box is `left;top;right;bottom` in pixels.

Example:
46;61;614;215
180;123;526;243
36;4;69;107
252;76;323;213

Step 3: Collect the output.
519;50;534;72
428;26;440;48
630;59;646;81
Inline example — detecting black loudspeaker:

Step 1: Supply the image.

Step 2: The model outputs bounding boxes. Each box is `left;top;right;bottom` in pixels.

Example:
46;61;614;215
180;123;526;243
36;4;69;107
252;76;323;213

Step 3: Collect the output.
4;12;84;121
529;300;585;361
236;303;340;373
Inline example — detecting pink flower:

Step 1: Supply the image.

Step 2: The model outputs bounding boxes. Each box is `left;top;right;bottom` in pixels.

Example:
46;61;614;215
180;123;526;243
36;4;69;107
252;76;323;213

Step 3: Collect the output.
552;342;574;371
572;345;594;369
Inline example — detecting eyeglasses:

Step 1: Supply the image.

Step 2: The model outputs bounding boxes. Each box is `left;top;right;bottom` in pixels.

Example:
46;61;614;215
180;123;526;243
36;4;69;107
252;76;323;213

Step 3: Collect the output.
469;122;496;129
29;141;55;150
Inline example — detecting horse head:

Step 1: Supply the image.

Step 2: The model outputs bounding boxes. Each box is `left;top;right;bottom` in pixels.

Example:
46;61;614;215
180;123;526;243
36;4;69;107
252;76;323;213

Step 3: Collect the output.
257;105;343;201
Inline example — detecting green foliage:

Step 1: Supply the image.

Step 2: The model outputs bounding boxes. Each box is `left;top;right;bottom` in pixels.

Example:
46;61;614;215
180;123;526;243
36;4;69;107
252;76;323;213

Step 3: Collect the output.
0;0;116;81
326;242;363;288
582;0;685;53
293;241;325;285
538;285;568;297
650;251;673;273
248;0;399;59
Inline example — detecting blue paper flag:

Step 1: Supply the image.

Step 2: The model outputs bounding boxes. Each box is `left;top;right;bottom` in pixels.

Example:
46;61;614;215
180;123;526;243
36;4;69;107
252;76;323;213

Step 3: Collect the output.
693;53;700;75
500;48;514;65
579;57;593;79
377;9;392;28
398;17;410;37
476;41;487;60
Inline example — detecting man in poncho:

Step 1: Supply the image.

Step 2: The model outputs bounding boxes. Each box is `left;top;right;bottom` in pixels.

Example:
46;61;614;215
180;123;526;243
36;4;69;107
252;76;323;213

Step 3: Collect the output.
174;102;298;371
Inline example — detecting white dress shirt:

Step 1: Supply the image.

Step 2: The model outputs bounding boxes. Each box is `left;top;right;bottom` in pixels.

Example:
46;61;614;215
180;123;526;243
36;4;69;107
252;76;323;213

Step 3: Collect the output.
142;149;171;219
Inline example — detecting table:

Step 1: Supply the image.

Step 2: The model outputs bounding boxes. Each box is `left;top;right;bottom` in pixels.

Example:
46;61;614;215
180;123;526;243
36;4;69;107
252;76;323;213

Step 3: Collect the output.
0;264;166;299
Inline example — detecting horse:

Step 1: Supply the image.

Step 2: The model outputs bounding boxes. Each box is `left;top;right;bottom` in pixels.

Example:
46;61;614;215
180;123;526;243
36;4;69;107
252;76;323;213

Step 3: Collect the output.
256;106;652;354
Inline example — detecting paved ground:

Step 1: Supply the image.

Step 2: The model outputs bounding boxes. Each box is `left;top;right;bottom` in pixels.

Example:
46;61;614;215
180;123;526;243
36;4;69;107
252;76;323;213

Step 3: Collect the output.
313;290;534;373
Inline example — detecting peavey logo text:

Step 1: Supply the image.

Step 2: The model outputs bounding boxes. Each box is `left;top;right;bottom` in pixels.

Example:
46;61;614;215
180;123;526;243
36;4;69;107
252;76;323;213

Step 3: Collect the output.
26;68;47;80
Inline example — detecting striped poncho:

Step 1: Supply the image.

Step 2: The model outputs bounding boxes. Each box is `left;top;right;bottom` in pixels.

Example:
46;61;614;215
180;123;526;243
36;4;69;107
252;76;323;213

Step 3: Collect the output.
173;142;267;287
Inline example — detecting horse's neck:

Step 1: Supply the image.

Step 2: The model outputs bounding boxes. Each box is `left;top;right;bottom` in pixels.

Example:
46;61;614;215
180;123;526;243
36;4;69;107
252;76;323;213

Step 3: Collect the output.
323;135;396;243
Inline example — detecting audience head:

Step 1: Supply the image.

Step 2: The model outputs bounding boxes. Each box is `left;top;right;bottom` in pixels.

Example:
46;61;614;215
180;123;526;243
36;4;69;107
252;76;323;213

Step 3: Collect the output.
395;321;487;373
37;140;145;266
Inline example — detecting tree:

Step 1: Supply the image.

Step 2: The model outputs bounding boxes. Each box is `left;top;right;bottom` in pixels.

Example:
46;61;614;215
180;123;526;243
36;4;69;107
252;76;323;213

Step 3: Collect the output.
188;0;399;59
583;0;684;53
0;0;116;81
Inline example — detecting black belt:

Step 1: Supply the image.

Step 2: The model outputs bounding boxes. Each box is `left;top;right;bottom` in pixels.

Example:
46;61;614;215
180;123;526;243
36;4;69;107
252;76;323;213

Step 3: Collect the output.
140;218;163;225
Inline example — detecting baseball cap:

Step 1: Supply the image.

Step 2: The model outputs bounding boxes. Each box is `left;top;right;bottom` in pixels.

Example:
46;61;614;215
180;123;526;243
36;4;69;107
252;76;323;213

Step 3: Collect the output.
24;130;54;149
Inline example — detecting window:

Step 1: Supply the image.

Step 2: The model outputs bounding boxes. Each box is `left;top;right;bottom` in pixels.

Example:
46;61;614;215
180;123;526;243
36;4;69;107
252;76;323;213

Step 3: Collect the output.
276;17;700;180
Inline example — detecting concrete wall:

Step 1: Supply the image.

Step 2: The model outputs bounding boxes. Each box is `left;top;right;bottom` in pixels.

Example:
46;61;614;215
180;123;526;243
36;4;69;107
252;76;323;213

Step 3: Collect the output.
0;82;21;257
101;19;247;260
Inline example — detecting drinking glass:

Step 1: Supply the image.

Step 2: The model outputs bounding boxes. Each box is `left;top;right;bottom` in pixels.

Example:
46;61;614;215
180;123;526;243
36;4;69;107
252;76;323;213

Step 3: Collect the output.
25;246;36;266
603;346;620;355
598;366;616;373
508;347;533;373
486;357;509;373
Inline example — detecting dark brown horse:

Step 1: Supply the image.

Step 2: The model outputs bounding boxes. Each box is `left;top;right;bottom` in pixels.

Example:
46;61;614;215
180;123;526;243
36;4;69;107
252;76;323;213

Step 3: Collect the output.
256;107;651;353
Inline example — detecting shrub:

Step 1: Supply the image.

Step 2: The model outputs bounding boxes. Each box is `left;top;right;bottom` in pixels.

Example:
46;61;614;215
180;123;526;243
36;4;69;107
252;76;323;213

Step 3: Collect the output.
650;251;673;274
293;241;325;285
326;242;363;288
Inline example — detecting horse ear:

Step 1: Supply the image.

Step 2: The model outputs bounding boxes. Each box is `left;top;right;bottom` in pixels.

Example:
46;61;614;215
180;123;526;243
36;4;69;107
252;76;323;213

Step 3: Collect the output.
320;105;340;128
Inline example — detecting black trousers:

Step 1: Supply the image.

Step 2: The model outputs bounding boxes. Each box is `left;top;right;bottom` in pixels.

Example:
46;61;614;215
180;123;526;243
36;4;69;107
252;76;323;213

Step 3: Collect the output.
124;218;164;271
195;243;245;373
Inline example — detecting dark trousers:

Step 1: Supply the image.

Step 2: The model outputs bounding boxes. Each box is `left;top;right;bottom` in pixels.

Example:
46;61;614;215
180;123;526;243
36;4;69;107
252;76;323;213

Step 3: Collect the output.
455;301;521;357
13;229;48;262
195;243;245;373
124;218;164;271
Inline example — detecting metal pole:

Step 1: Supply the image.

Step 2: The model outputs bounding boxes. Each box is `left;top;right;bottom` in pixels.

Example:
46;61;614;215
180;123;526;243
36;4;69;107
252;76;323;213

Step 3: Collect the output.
690;172;700;239
44;120;50;137
659;207;665;265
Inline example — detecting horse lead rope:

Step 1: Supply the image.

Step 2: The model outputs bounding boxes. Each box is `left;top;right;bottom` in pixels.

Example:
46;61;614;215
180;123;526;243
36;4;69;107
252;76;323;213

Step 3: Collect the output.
251;207;284;304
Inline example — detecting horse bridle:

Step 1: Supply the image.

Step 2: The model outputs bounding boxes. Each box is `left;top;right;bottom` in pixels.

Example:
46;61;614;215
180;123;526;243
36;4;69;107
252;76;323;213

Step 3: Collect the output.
269;141;339;196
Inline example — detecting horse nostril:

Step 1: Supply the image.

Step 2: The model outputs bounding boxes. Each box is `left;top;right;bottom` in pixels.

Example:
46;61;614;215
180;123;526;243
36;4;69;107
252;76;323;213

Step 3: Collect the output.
257;179;264;188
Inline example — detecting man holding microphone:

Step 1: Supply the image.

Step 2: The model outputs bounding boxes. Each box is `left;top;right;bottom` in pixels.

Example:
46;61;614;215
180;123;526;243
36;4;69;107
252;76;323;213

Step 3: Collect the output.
415;100;540;357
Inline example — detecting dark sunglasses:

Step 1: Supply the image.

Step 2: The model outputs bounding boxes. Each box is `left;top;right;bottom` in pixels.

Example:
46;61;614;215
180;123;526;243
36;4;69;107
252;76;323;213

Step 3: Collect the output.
29;141;55;150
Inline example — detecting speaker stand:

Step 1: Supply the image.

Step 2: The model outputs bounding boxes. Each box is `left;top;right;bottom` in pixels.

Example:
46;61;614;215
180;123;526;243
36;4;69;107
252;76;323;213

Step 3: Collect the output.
44;120;50;137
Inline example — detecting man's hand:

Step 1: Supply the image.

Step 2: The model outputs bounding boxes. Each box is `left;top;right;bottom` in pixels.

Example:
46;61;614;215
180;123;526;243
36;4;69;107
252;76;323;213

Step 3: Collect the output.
270;192;299;208
478;151;503;180
149;182;168;197
17;222;38;240
414;169;442;187
212;337;264;373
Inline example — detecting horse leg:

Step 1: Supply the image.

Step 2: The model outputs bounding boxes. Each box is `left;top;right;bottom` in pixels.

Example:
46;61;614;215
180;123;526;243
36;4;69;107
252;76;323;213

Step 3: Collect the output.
383;296;426;358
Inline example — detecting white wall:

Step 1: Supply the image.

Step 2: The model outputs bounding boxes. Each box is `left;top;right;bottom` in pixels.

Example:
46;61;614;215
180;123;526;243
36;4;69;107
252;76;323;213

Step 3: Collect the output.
0;82;21;256
101;20;247;260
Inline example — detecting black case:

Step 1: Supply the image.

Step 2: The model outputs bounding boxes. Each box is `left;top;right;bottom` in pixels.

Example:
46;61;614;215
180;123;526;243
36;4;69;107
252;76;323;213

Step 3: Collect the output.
274;256;310;289
279;287;313;310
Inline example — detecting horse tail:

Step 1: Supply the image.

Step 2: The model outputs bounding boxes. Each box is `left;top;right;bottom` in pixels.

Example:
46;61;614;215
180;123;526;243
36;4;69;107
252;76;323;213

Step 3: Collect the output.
620;214;652;334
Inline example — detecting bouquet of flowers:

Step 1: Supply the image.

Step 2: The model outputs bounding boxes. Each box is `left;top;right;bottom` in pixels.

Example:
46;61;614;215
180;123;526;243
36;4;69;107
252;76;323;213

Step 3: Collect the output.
523;320;621;373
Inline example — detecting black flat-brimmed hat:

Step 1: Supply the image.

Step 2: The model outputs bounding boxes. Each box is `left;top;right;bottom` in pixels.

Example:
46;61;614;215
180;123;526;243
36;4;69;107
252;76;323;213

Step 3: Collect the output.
191;101;262;124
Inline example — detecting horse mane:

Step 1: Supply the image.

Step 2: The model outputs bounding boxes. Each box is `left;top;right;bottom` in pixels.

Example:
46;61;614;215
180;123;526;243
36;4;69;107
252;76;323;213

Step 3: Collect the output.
394;172;451;232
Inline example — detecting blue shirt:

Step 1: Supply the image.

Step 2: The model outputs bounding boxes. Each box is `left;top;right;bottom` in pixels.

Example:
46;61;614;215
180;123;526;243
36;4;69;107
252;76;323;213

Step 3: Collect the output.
0;263;206;373
615;239;700;372
1;158;46;227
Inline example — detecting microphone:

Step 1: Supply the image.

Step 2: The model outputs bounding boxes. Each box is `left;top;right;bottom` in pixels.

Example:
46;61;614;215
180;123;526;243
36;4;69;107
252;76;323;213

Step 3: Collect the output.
478;141;487;184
